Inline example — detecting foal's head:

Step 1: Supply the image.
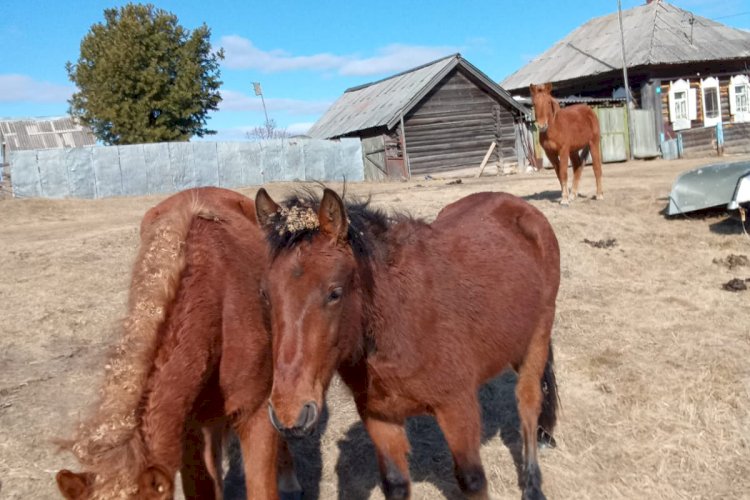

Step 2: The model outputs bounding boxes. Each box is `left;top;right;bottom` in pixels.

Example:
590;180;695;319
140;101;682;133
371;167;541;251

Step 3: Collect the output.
529;82;560;133
255;188;366;438
55;465;173;499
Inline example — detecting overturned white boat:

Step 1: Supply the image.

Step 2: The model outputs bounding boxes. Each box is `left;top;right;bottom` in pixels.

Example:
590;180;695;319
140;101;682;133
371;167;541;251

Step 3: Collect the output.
667;161;750;216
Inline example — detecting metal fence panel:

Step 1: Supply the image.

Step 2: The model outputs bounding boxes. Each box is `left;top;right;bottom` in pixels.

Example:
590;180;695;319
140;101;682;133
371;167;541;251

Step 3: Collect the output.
38;149;70;198
167;142;195;191
192;142;219;187
66;147;95;198
10;151;41;197
119;145;148;195
8;139;365;199
143;143;172;194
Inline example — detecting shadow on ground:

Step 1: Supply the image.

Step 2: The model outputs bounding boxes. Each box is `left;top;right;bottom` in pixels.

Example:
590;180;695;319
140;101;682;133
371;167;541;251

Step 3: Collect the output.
335;371;522;499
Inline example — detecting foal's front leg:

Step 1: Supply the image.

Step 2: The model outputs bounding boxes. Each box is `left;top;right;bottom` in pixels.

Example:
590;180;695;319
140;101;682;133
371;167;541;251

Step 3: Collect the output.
235;407;279;499
365;417;412;499
557;148;571;205
435;396;489;500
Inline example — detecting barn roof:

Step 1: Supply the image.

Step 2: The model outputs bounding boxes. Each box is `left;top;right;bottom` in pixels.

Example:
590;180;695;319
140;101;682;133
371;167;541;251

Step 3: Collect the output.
501;0;750;92
0;116;96;152
308;53;528;139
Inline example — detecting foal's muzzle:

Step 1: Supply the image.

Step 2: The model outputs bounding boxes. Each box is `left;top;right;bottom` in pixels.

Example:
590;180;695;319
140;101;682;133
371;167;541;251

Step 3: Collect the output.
538;123;548;133
268;401;319;438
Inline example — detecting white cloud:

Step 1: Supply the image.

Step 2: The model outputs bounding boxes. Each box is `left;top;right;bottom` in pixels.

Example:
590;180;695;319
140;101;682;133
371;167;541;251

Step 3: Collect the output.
221;36;459;76
0;74;73;103
219;89;331;115
286;122;314;136
338;44;457;76
222;36;347;72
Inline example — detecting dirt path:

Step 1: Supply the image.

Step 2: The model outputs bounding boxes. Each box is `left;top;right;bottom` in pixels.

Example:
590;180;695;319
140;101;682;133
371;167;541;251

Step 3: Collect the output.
1;156;749;499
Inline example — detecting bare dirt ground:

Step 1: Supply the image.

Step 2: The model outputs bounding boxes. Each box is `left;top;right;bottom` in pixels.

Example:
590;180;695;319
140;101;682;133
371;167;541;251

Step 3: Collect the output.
2;155;749;499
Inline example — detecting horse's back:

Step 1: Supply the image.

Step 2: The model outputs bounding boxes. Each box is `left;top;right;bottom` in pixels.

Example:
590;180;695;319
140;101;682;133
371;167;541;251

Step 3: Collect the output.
140;187;256;238
435;191;559;266
393;191;560;384
560;104;600;139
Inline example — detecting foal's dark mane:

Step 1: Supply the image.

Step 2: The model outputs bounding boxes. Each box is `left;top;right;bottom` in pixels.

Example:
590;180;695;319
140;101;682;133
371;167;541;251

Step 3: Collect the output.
264;189;400;261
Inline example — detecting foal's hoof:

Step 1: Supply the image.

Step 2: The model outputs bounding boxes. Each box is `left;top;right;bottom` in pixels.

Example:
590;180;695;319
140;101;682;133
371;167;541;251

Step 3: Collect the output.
522;486;547;500
280;490;304;500
559;199;570;206
595;194;605;200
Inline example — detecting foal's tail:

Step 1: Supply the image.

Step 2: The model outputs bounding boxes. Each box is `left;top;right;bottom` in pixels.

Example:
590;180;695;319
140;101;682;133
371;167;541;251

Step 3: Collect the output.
538;341;559;446
578;145;591;165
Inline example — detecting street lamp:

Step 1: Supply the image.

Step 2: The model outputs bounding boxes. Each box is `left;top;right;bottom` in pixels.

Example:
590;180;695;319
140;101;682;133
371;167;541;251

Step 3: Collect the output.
252;82;271;134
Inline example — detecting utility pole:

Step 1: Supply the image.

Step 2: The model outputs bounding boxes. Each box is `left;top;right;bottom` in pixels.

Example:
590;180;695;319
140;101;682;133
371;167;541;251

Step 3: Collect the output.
618;0;635;160
253;82;271;137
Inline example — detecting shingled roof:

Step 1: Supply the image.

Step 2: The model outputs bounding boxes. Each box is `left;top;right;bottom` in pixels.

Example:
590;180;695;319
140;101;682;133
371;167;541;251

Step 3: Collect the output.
501;0;750;92
309;53;528;139
0;117;96;153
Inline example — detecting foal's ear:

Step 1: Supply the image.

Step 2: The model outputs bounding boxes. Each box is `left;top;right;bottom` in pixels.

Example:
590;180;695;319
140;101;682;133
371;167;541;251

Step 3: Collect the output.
138;465;173;499
255;188;281;229
319;188;348;243
543;82;553;93
56;469;93;499
529;83;538;95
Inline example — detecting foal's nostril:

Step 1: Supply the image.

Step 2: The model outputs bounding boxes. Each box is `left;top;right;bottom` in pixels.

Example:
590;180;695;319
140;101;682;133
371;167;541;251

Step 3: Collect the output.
295;401;319;432
268;403;284;432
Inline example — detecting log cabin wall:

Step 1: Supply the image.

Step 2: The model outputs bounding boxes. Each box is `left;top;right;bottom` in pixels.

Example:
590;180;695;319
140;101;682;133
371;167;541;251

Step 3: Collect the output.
403;69;518;176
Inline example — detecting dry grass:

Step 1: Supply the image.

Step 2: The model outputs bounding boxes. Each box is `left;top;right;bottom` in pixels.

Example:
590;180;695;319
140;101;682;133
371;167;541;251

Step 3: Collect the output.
1;156;749;499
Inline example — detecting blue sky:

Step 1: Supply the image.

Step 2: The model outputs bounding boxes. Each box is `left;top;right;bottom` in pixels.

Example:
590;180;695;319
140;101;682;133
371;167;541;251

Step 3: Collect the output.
1;0;748;141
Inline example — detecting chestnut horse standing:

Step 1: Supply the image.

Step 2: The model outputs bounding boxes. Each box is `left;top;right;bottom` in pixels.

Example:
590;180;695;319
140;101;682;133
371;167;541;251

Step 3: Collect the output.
254;188;561;500
56;187;302;500
530;83;604;205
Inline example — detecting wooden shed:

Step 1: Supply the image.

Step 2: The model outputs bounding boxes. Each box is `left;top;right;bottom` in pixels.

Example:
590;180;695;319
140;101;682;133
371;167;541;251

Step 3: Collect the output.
501;0;750;159
308;54;530;180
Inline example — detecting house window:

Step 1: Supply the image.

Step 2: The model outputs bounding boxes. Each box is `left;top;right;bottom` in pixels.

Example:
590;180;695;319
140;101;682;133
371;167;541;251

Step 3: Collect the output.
730;75;750;122
669;79;695;131
701;77;721;127
673;91;688;120
735;85;749;113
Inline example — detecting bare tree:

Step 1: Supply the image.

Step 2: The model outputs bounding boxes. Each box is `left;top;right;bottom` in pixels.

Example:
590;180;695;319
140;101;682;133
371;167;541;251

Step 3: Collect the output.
245;119;290;140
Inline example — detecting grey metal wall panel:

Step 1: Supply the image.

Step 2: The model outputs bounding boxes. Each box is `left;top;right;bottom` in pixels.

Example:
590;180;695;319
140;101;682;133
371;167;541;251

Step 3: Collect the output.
119;145;148;195
9;150;41;197
263;140;302;182
92;147;122;197
168;142;196;191
281;140;305;181
304;138;363;181
143;143;172;193
38;149;70;198
66;147;95;198
216;142;244;188
192;142;219;187
8;139;365;198
238;143;264;187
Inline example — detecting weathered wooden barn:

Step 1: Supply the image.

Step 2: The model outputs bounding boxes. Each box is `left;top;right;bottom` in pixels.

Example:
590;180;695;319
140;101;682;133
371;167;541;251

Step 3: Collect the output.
502;0;750;159
0;116;96;166
308;54;530;180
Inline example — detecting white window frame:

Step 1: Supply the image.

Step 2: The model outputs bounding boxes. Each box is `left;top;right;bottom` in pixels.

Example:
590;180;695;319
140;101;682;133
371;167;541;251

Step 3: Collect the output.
729;75;750;123
669;79;696;131
700;77;721;127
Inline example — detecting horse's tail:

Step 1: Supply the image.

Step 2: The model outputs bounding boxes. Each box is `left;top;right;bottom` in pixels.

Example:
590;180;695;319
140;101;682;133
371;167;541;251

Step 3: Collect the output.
538;341;559;446
62;194;202;475
579;145;591;165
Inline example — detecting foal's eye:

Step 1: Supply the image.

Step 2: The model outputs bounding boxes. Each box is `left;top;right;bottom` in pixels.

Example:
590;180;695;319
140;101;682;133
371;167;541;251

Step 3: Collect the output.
326;287;343;304
259;288;269;303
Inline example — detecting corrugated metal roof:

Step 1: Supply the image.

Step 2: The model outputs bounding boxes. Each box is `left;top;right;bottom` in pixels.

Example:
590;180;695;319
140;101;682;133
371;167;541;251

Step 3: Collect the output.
502;1;750;92
309;54;528;139
0;117;96;152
